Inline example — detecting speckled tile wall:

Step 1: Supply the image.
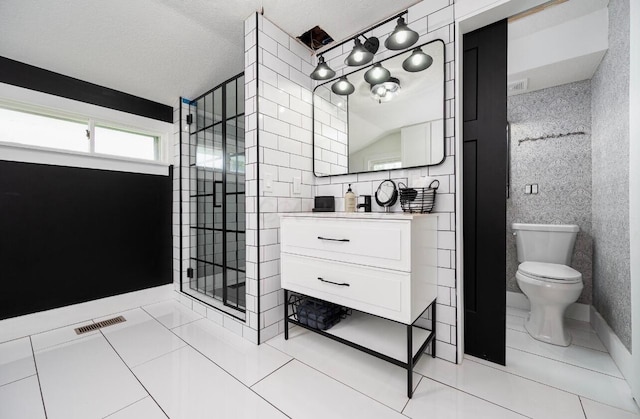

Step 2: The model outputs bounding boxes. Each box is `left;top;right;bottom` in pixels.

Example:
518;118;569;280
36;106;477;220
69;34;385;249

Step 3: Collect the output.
591;0;631;351
506;80;593;304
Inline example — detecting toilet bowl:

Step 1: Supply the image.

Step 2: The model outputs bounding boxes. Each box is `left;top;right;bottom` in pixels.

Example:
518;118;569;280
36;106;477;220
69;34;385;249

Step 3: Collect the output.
516;261;583;346
512;223;583;347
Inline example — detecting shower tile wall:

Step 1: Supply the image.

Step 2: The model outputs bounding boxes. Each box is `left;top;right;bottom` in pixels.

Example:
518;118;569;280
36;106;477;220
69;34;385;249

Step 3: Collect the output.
245;13;316;343
507;80;593;304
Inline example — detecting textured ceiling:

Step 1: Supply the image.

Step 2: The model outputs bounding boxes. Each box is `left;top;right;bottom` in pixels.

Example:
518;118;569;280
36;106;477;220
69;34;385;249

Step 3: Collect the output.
0;0;417;106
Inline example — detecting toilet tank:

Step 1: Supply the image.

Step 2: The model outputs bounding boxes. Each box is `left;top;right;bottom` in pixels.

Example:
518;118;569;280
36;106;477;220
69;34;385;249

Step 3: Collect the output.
512;223;579;265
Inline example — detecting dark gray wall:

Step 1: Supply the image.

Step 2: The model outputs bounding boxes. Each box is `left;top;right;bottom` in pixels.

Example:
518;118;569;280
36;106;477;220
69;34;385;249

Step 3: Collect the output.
507;80;593;304
591;0;631;351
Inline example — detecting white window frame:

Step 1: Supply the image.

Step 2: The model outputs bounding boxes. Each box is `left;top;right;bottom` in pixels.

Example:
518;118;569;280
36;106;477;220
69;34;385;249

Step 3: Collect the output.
0;82;172;175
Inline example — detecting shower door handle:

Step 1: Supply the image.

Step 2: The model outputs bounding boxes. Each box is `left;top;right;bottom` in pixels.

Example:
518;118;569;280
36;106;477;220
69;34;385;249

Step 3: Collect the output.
213;180;222;208
506;123;511;199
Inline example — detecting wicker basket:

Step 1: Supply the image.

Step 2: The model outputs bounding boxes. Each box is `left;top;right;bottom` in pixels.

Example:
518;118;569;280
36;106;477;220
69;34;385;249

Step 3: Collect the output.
398;180;439;213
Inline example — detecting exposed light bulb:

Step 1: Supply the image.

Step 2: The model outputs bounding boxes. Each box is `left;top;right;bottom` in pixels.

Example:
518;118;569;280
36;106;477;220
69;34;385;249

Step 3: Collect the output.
395;31;408;44
371;67;384;78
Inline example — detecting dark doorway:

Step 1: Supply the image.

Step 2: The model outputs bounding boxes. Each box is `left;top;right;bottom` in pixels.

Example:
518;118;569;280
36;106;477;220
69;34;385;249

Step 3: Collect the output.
462;19;508;365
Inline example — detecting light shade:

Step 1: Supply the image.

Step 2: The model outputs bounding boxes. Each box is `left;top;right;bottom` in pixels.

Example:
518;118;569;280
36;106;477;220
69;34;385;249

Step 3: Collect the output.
402;47;433;72
310;56;336;80
364;63;391;85
371;77;400;103
331;76;355;96
384;17;419;50
345;38;374;66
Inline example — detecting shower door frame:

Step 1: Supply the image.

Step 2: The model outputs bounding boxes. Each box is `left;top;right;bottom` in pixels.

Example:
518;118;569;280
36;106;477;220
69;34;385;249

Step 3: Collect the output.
179;72;246;319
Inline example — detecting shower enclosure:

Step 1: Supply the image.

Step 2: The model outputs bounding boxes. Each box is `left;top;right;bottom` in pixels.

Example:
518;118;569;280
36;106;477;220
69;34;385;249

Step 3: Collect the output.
183;73;246;317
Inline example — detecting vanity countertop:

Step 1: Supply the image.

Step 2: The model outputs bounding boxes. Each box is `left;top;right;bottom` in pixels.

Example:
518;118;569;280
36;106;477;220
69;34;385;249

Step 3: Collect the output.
279;211;437;220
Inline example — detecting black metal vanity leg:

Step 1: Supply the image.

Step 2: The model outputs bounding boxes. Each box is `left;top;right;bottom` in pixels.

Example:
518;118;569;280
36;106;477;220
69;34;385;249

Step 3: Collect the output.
432;301;437;358
284;289;289;340
407;324;413;398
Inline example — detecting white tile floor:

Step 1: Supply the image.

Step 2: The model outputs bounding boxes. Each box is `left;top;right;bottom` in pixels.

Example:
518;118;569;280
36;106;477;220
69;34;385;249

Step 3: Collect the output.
0;299;638;419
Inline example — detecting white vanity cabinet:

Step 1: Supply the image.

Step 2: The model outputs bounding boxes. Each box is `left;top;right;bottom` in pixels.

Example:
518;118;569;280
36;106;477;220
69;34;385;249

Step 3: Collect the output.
279;212;438;398
281;213;438;324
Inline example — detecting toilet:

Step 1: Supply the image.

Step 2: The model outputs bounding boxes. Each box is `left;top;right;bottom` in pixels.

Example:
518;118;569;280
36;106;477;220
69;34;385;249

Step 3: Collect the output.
513;223;583;346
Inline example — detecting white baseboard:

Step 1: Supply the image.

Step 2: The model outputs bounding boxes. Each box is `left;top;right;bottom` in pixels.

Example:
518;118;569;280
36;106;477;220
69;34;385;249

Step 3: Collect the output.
590;306;633;383
0;284;175;344
506;291;591;322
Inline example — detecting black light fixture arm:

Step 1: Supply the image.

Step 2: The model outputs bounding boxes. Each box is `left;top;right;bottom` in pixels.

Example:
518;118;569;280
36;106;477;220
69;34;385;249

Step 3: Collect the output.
316;10;408;58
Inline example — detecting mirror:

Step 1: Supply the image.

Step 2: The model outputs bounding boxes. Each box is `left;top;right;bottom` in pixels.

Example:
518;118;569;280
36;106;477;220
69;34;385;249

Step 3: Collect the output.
313;40;445;177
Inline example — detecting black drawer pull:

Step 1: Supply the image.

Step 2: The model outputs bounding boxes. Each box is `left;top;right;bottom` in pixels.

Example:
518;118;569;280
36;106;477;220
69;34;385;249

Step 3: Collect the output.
317;236;350;242
318;277;350;286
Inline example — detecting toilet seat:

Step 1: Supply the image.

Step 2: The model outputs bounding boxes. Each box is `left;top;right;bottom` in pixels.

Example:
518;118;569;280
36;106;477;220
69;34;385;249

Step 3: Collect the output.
517;262;582;284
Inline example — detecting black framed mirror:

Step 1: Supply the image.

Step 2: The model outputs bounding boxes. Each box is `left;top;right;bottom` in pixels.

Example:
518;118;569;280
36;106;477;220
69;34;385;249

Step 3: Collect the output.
313;39;445;177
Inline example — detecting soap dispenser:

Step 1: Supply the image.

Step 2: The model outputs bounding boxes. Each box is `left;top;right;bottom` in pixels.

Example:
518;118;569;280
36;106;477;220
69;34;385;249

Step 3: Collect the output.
345;184;356;212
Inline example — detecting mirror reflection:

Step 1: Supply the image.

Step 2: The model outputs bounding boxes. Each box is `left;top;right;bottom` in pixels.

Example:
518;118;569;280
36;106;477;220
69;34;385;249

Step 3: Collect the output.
313;40;445;177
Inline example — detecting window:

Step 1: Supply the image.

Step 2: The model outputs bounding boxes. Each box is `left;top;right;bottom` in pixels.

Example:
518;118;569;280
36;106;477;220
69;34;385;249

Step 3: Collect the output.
0;107;89;152
370;159;402;171
94;126;156;160
0;104;160;161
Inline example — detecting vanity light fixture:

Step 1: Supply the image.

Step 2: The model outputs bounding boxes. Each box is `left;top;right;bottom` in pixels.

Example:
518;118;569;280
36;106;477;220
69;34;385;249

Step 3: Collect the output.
331;76;355;95
310;56;336;80
402;47;433;72
371;77;400;103
364;62;391;85
385;17;419;50
345;37;377;66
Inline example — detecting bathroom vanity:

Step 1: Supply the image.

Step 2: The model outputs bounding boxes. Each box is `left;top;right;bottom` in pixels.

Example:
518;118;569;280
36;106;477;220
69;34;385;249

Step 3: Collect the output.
280;212;438;398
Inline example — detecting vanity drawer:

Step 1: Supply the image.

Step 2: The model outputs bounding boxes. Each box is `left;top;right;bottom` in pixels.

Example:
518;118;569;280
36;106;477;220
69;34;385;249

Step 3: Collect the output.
281;253;411;323
280;216;411;271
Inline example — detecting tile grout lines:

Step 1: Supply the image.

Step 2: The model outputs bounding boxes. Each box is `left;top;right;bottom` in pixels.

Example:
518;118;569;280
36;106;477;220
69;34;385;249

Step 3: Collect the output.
0;373;36;389
248;357;295;388
28;336;48;419
409;374;534;419
139;305;294;419
462;356;637;414
97;327;171;419
400;374;422;415
504;343;624;378
101;396;151;419
17;299;631;418
263;337;415;418
578;397;588;419
264;331;532;419
507;321;608;353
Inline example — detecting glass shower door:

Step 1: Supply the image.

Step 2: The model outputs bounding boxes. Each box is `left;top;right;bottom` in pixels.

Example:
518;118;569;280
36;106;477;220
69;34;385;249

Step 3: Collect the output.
186;74;245;315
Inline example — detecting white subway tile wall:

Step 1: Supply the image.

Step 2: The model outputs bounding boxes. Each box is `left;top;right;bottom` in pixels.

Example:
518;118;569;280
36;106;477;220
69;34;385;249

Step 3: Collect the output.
170;1;458;360
311;1;457;362
252;13;316;343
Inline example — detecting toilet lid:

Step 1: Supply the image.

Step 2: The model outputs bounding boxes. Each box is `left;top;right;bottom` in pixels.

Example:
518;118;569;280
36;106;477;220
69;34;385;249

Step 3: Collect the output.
518;262;582;283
